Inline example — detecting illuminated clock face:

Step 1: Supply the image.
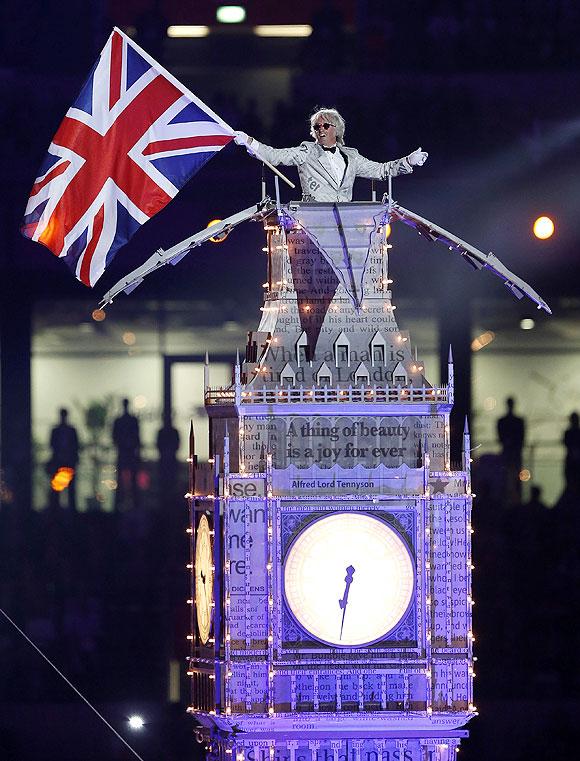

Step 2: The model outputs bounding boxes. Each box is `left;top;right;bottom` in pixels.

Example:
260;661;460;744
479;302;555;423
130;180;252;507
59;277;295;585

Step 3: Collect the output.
284;512;414;647
195;515;214;645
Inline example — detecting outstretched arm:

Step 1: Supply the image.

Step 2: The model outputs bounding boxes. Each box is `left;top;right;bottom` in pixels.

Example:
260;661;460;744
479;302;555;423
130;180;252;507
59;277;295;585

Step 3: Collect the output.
234;131;309;167
355;146;429;179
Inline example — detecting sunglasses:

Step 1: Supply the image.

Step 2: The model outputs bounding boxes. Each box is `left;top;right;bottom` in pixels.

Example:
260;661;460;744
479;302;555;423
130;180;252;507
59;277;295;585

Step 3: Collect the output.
313;123;334;132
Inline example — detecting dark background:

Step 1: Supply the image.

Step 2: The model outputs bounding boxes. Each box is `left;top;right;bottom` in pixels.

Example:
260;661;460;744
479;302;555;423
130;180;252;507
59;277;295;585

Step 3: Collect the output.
1;1;580;759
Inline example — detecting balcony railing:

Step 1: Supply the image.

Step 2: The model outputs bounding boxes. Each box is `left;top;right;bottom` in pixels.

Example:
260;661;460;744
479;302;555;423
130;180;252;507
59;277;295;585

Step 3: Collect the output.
205;384;450;406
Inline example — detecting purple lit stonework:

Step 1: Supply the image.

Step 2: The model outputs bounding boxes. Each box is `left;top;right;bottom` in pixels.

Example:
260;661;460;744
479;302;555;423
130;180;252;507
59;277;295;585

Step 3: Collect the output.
189;203;475;761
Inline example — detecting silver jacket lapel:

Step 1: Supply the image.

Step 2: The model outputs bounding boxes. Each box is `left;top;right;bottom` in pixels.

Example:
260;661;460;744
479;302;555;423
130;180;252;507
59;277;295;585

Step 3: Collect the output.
316;147;339;188
339;146;355;189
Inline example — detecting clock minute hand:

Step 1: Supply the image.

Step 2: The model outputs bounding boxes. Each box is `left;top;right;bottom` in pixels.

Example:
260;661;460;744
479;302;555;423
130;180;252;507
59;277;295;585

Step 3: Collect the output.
338;565;356;640
200;570;209;606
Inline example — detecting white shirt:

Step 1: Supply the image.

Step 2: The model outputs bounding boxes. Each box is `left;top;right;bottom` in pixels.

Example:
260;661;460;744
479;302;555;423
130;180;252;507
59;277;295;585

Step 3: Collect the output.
326;146;346;184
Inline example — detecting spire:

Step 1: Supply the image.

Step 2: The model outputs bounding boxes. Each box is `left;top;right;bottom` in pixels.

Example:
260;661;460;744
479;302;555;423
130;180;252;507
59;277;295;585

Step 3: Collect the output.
234;349;241;404
204;351;210;392
422;435;430;494
188;420;196;497
462;415;471;472
224;427;230;477
447;344;455;405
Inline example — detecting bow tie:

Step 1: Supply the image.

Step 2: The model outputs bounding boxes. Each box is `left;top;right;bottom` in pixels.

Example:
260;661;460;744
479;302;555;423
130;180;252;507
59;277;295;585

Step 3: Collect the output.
322;145;337;153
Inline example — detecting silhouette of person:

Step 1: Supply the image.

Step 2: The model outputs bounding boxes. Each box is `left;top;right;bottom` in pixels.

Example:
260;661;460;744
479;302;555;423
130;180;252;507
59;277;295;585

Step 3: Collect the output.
563;412;580;495
48;408;79;510
156;413;180;495
525;484;545;507
497;397;525;505
112;398;141;511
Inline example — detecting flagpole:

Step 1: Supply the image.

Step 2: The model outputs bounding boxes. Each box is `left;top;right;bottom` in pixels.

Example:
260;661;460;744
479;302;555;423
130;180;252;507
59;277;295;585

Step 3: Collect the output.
254;155;295;190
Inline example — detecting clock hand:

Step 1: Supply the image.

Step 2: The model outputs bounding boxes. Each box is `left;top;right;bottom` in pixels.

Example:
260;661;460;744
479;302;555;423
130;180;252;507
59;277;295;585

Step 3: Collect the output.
199;570;209;612
338;565;355;640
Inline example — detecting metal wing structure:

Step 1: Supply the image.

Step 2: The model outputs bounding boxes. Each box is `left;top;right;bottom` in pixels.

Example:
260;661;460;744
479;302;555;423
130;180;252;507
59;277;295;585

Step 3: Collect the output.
99;201;269;307
390;202;551;313
99;198;551;315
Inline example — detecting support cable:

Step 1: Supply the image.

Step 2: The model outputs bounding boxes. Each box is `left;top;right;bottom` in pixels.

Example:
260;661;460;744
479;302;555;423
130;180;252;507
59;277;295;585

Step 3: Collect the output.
0;606;147;761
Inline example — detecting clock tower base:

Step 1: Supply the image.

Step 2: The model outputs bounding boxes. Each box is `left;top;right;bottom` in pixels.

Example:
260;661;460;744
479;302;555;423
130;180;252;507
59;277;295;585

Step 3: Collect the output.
188;203;475;761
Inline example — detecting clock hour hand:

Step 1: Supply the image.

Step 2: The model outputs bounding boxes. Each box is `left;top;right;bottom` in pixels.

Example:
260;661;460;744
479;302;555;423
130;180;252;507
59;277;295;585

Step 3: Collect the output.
338;565;355;640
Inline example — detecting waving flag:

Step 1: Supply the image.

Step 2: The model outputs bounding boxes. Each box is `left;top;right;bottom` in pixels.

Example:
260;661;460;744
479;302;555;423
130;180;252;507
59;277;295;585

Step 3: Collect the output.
21;27;234;287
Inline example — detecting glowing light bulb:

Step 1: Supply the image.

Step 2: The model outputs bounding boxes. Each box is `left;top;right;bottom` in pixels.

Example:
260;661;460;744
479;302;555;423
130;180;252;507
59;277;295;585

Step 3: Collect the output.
128;715;145;730
533;216;554;240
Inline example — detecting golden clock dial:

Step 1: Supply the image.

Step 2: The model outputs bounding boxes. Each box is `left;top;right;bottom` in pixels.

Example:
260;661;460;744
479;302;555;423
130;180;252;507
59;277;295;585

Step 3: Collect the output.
194;514;214;645
284;512;414;647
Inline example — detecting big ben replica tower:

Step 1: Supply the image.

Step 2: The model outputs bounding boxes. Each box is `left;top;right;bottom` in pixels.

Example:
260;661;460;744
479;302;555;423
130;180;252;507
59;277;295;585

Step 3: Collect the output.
189;201;476;761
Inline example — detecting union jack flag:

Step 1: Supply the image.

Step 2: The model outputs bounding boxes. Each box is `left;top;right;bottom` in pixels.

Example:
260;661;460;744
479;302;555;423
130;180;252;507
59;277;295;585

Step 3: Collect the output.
22;28;234;287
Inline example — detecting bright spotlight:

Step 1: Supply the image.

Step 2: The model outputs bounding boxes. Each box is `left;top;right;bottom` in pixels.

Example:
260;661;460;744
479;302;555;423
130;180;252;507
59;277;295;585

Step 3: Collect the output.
253;25;312;37
520;318;535;330
471;330;495;352
216;5;246;23
50;467;75;492
533;216;554;240
128;715;145;730
167;25;210;38
207;219;228;243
